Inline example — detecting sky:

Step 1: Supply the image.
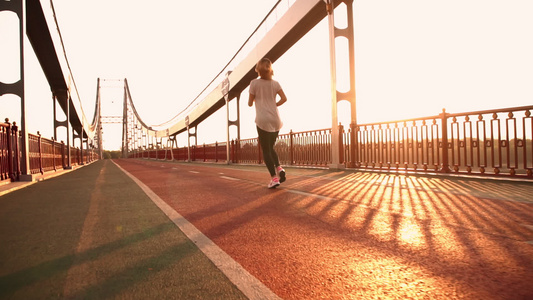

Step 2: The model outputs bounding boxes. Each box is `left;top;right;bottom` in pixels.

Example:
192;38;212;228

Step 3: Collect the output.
1;0;532;150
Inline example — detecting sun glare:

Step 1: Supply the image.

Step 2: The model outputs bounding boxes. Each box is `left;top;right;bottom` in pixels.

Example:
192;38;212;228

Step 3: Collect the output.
398;219;425;248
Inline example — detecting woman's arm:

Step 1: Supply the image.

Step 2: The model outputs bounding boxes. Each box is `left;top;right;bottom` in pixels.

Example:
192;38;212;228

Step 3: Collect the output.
248;93;255;107
276;89;287;106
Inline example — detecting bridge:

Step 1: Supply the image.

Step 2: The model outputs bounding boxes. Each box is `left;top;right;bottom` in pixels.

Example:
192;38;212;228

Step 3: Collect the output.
1;0;533;299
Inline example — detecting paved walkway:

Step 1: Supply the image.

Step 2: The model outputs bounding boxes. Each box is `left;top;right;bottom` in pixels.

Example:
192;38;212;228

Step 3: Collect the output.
1;158;533;299
0;160;246;299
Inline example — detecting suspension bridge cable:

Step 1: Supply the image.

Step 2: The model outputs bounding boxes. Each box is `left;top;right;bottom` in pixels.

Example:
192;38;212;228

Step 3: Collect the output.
49;0;95;127
49;0;283;133
154;0;283;127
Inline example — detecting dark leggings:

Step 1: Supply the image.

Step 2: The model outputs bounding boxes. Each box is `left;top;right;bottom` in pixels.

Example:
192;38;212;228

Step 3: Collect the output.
257;126;280;177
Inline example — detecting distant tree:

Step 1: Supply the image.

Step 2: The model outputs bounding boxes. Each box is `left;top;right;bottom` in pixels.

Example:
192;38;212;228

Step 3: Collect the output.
110;151;122;159
103;150;122;159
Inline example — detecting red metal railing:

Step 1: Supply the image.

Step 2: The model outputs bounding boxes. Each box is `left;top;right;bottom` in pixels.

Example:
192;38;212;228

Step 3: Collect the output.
233;129;332;166
346;105;533;178
1;119;100;182
130;105;533;179
28;132;99;175
135;128;333;167
0;120;19;182
347;116;445;173
238;137;262;164
282;129;331;166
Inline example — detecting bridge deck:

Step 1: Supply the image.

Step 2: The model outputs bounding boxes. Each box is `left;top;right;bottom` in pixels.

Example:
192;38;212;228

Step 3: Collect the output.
1;160;532;299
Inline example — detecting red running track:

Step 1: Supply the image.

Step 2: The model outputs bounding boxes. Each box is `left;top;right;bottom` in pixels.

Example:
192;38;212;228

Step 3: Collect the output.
115;159;533;299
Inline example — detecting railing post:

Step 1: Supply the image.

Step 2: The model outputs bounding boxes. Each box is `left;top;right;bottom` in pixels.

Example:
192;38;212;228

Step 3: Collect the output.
230;140;234;163
235;139;240;163
12;122;20;181
52;137;56;172
440;109;451;173
347;121;358;168
338;123;345;165
37;131;43;174
61;141;65;169
5;119;15;181
215;141;219;162
258;139;262;164
289;130;294;165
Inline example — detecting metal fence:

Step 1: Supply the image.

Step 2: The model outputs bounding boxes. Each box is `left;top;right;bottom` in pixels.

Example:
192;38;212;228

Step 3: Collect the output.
346;105;533;178
134;128;333;167
0;120;100;182
132;105;533;180
0;121;19;181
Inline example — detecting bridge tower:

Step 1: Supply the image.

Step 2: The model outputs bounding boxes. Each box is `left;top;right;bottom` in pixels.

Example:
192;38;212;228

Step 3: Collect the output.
223;71;240;164
96;79;129;156
121;83;129;158
326;0;357;169
94;79;103;159
0;0;31;180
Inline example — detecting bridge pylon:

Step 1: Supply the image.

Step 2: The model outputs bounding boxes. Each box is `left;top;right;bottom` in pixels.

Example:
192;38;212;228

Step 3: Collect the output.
0;0;32;180
325;0;357;169
122;82;129;158
222;71;240;165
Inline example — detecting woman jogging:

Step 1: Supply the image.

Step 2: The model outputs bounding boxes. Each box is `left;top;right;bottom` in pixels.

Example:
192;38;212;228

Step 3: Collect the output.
248;58;287;189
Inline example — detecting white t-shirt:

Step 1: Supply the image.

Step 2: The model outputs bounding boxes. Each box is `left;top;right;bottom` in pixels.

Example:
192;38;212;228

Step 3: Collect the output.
250;78;283;132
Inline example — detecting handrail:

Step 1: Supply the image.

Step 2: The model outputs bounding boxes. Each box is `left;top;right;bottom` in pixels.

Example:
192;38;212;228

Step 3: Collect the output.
131;105;533;180
446;105;533;118
0;120;18;182
0;119;100;182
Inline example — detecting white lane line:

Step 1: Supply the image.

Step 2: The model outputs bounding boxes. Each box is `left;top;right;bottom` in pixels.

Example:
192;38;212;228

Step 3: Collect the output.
220;176;240;181
189;171;200;174
112;161;280;300
522;224;533;231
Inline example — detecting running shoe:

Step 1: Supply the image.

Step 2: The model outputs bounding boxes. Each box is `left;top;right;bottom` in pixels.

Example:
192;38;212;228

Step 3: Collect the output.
277;166;286;183
268;177;280;189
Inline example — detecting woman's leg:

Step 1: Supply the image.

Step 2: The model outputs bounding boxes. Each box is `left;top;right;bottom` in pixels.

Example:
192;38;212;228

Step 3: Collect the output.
268;131;280;167
257;127;279;177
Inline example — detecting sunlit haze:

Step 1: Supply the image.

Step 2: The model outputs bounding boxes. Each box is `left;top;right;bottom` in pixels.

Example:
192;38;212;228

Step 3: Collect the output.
1;0;532;150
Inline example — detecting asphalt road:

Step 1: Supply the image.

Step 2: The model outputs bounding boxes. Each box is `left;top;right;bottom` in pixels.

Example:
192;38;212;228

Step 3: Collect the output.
115;158;533;299
0;160;246;299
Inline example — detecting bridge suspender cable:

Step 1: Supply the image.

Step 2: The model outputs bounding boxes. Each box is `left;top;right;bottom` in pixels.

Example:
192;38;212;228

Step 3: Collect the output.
154;0;283;127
